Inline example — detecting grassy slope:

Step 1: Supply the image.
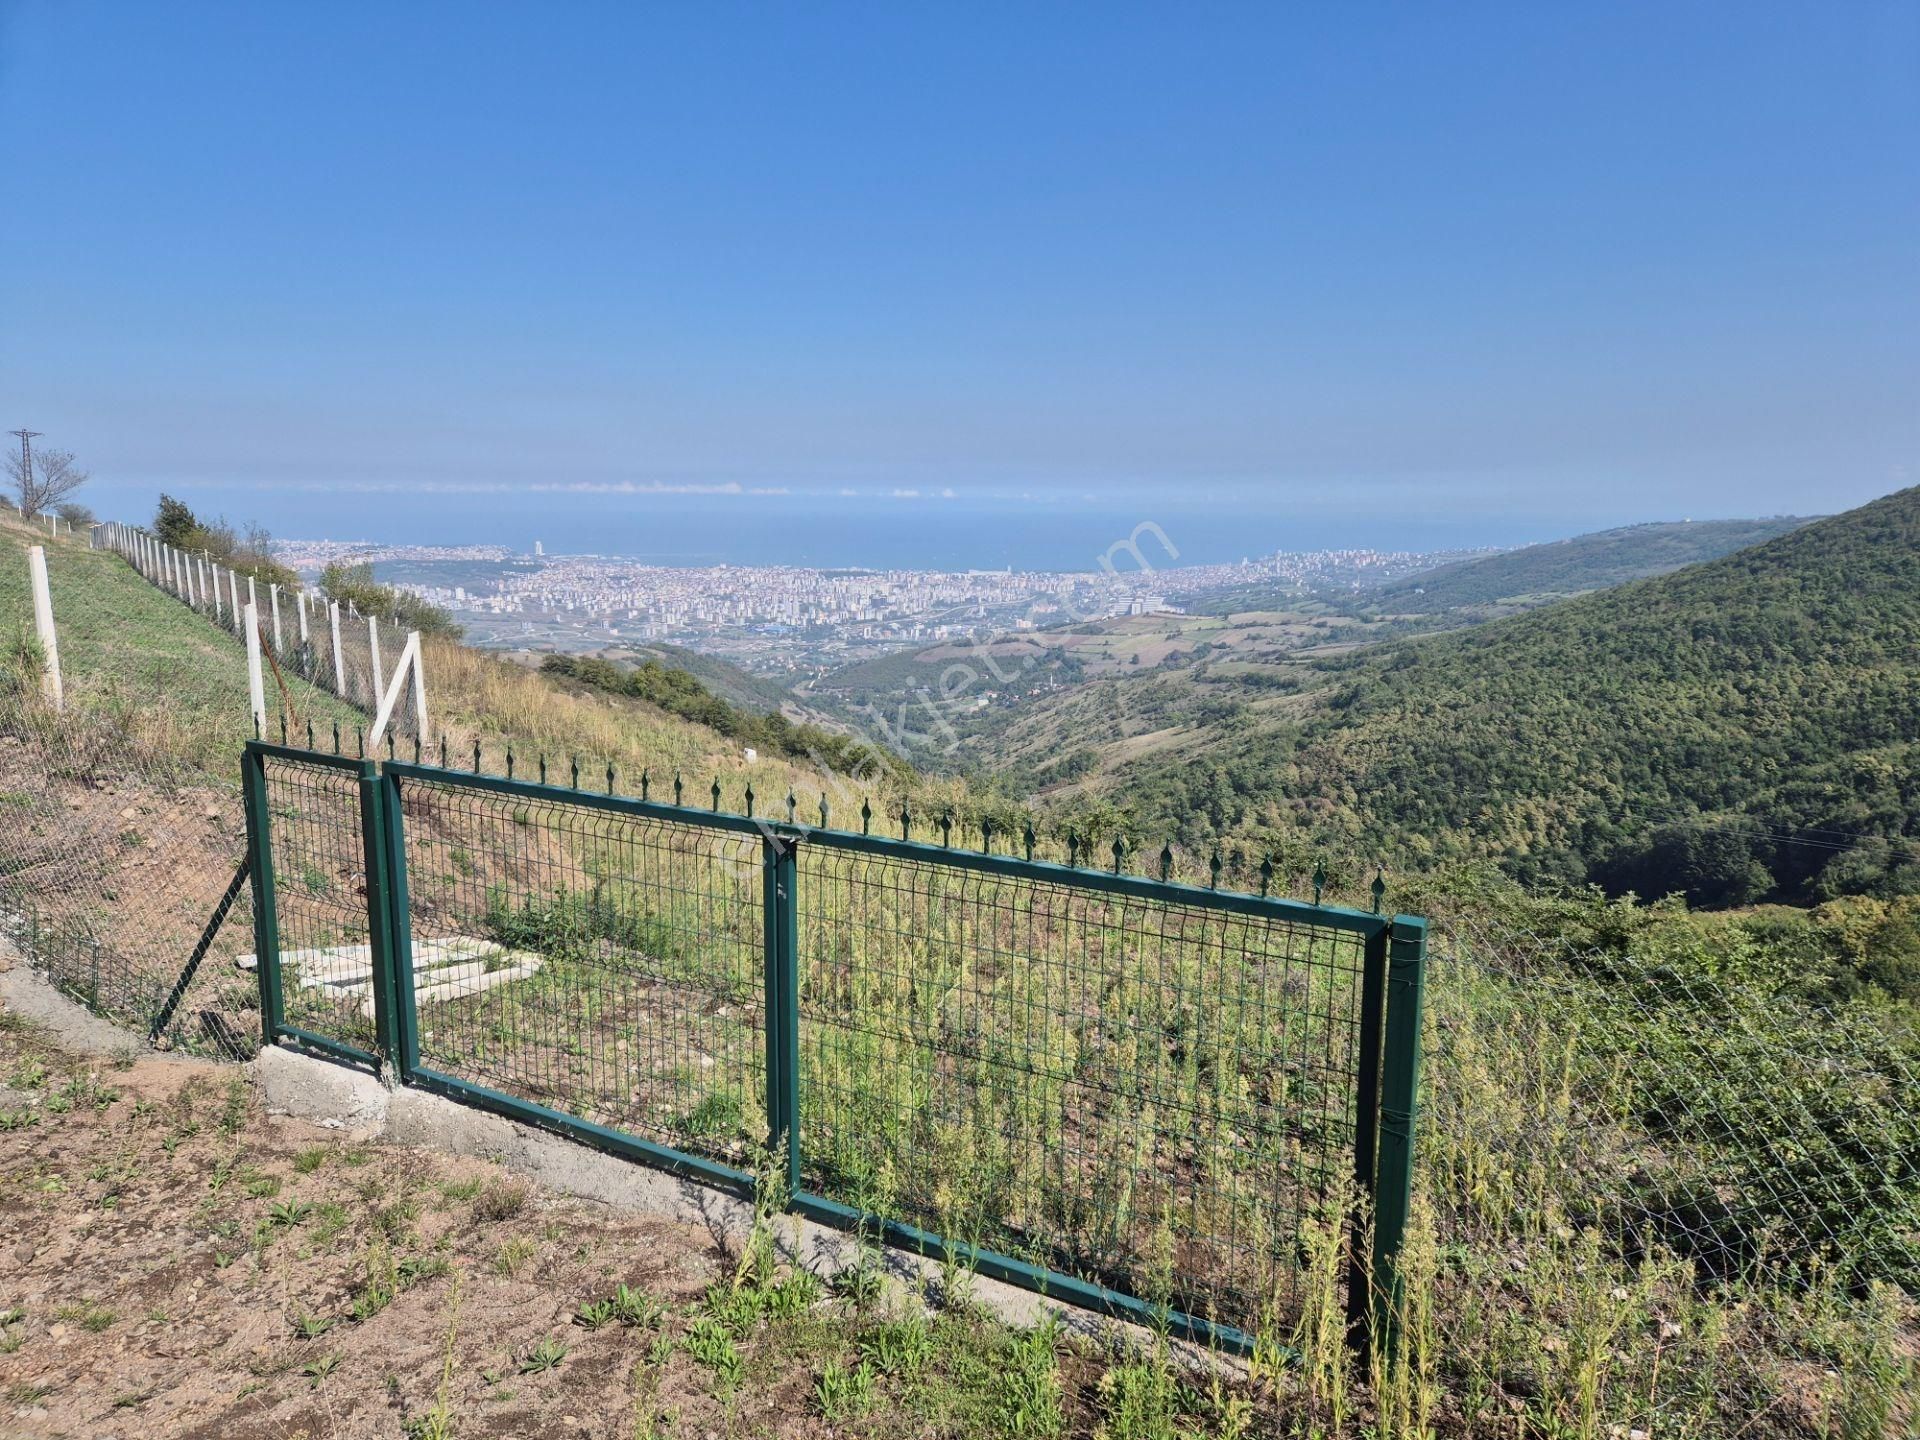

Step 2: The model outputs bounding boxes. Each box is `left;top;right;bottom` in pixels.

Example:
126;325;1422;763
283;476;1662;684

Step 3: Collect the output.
0;515;885;816
1369;515;1814;614
0;515;363;776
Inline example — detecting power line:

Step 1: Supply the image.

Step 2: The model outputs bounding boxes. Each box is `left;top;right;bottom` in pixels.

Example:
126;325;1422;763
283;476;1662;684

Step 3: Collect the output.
10;429;41;491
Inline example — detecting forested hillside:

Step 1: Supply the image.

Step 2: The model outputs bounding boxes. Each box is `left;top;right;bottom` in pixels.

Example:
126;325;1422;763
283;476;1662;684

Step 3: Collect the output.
1368;515;1812;614
1029;487;1920;907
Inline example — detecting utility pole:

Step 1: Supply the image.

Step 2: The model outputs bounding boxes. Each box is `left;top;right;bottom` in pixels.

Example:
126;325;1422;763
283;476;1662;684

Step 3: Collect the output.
10;430;41;507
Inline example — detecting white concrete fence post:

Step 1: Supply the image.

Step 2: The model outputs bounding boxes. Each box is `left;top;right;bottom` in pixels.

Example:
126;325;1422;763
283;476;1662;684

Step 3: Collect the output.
26;545;63;712
243;602;267;734
368;616;384;701
329;601;346;694
270;584;283;652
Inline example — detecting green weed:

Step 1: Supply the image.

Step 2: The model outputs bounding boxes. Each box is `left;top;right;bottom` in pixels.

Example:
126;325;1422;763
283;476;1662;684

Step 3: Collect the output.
518;1335;568;1375
812;1358;876;1421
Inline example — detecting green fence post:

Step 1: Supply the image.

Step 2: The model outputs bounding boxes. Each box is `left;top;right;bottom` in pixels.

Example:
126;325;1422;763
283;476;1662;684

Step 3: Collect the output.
357;761;402;1075
381;769;419;1081
762;833;801;1199
1347;922;1390;1351
241;746;285;1046
1369;915;1428;1359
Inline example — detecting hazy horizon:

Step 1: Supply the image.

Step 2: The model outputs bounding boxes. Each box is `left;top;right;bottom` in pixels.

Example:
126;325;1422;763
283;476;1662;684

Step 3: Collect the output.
4;4;1915;559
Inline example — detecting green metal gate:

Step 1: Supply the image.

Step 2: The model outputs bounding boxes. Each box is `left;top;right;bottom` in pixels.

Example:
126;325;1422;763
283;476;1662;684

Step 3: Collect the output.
242;738;1425;1354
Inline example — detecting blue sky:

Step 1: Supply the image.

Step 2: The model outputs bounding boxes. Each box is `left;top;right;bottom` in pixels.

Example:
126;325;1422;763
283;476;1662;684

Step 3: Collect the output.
2;3;1916;563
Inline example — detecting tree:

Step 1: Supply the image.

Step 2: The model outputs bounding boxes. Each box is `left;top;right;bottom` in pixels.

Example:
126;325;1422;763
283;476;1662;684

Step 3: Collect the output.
319;561;463;639
54;502;95;528
8;446;88;519
154;494;199;546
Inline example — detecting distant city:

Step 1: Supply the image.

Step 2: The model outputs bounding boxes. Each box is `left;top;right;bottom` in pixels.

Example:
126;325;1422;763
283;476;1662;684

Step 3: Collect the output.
276;538;1493;676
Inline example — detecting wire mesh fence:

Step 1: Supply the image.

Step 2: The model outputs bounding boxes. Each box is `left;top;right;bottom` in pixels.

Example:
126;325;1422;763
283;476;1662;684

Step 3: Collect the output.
253;749;382;1059
0;715;258;1059
393;770;766;1164
236;742;1416;1348
1417;908;1920;1428
1422;911;1920;1294
794;842;1374;1333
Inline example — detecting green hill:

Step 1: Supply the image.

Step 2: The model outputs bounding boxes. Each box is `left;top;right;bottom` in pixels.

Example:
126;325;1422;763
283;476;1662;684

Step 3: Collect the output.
597;639;812;717
1023;487;1920;905
1369;515;1814;614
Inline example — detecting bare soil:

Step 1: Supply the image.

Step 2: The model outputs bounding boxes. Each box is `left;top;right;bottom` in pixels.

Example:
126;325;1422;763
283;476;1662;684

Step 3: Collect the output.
0;995;1141;1440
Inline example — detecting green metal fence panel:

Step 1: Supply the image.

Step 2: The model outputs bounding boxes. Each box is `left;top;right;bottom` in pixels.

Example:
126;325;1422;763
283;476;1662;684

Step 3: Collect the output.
383;763;767;1173
763;833;801;1197
247;742;384;1066
1368;916;1426;1358
790;834;1381;1345
242;742;1424;1354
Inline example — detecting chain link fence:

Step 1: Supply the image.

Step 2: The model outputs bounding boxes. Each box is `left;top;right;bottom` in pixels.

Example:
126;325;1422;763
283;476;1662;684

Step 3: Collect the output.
1418;907;1920;1430
0;712;258;1059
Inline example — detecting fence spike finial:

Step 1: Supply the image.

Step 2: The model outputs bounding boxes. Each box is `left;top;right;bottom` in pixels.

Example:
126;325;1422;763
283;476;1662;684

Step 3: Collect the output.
441;734;449;767
940;810;952;848
473;738;482;773
570;755;579;789
820;794;830;828
332;720;341;755
538;754;548;785
901;801;911;841
279;714;288;745
1209;851;1223;890
860;798;871;835
1068;829;1079;868
1112;836;1126;875
673;772;683;806
786;790;796;824
505;746;513;779
606;762;616;794
1371;866;1386;915
387;730;396;761
641;767;650;801
981;817;993;854
1024;820;1036;862
1159;843;1173;883
712;778;723;812
305;718;314;751
356;726;364;758
1312;859;1327;906
413;734;421;764
1259;854;1275;897
743;781;754;818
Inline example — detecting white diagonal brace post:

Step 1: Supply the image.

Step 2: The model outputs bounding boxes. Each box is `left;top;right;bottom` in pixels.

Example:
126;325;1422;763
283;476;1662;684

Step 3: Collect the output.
367;631;422;751
410;632;428;739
